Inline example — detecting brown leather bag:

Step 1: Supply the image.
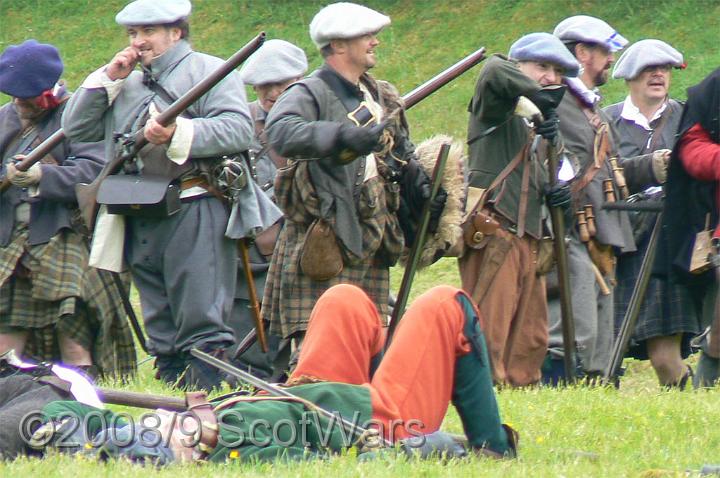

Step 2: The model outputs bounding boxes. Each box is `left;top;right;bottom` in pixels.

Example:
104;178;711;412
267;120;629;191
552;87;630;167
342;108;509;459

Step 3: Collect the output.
689;229;714;274
587;239;616;277
462;210;500;249
300;218;343;281
535;237;555;276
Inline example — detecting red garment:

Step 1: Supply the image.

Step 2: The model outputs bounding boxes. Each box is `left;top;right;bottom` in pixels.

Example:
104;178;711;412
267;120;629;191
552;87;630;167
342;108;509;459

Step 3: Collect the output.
288;283;473;441
678;123;720;237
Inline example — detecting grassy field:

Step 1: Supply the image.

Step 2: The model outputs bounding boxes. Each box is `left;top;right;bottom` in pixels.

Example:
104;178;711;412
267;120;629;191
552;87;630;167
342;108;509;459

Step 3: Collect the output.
2;0;720;476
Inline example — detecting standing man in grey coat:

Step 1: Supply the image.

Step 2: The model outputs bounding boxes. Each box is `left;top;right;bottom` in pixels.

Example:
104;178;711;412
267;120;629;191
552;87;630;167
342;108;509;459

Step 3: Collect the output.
62;0;254;390
262;2;445;364
545;16;650;381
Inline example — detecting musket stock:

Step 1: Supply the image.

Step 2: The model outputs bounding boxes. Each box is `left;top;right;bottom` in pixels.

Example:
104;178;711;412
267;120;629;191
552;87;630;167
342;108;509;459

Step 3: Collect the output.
0;129;66;193
98;388;187;411
76;31;267;230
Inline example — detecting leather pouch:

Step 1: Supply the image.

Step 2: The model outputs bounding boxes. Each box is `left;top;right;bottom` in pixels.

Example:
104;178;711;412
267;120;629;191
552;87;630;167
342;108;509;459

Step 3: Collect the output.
689;229;714;275
97;174;180;218
462;210;500;250
587;239;616;277
300;218;343;281
535;237;555;276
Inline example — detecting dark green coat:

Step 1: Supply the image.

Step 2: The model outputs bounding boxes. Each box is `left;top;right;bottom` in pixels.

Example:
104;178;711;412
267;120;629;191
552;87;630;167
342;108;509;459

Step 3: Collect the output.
466;55;548;239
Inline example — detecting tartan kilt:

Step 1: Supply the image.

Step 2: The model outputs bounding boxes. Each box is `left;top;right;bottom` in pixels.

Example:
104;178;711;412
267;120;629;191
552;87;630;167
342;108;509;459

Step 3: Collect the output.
264;162;401;339
614;227;702;360
0;225;137;378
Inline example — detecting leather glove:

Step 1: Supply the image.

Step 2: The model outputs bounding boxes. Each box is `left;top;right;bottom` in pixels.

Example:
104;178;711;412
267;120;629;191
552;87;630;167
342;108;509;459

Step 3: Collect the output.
651;149;671;184
545;180;571;210
7;161;42;187
535;108;559;144
528;85;567;115
401;158;447;232
335;122;386;164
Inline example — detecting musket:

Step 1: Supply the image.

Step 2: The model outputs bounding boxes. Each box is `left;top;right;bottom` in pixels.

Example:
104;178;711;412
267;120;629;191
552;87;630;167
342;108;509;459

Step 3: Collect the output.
97;388;187;411
0;129;66;193
402;47;486;109
76;32;267;230
602;210;663;385
547;139;577;383
190;348;392;447
538;85;577;383
384;144;450;350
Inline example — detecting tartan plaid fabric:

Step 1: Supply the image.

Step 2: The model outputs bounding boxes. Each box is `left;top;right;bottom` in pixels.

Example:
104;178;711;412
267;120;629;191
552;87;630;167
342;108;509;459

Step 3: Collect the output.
0;225;137;378
265;163;402;339
614;232;701;360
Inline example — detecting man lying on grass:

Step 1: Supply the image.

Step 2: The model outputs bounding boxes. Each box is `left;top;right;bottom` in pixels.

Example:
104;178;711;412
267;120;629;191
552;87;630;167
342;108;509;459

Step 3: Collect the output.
27;284;517;464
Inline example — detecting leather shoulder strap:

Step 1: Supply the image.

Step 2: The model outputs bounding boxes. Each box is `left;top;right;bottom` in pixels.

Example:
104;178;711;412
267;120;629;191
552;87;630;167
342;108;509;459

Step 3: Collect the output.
466;141;530;217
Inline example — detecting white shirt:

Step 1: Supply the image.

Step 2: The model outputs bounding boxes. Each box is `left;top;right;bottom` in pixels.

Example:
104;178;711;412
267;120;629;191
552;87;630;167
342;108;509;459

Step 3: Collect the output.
619;95;667;131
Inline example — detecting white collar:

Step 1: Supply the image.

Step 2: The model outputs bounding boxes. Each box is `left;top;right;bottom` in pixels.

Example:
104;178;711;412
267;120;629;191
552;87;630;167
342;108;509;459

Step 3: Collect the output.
619;96;668;131
565;77;601;107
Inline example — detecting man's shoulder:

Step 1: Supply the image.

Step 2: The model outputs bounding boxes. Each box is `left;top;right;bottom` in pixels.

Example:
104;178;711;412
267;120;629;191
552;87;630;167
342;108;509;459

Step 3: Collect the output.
0;102;15;119
602;101;623;119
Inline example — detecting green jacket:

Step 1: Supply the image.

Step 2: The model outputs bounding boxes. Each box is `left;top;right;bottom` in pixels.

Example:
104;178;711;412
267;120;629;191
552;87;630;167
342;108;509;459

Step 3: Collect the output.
209;382;372;462
42;382;373;463
466;55;548;239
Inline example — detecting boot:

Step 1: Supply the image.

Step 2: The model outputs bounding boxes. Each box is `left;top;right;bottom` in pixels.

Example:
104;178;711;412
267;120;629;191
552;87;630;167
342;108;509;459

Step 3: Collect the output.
180;345;232;391
693;352;720;388
452;294;518;458
665;365;693;390
154;354;186;386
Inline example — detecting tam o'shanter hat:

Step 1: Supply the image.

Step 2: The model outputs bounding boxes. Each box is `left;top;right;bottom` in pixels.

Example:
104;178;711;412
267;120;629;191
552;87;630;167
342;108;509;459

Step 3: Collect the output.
509;32;580;77
612;39;684;80
310;2;391;49
116;0;192;26
240;40;308;85
553;15;628;52
0;39;63;98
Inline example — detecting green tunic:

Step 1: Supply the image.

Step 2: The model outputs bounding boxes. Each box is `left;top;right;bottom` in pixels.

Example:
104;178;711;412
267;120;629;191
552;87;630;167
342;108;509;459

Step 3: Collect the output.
466;55;548;239
209;382;372;462
41;382;373;463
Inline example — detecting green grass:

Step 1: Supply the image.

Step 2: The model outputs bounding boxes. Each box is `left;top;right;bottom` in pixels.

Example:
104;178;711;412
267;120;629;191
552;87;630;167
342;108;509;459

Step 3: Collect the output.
2;0;720;476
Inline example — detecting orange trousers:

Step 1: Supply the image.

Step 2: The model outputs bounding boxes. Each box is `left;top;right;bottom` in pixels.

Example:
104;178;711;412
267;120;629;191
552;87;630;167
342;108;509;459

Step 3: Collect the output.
288;284;474;441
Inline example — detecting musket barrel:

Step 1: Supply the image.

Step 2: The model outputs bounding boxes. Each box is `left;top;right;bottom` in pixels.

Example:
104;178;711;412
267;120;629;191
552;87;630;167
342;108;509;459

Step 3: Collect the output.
402;47;486;110
385;143;451;349
0;129;66;193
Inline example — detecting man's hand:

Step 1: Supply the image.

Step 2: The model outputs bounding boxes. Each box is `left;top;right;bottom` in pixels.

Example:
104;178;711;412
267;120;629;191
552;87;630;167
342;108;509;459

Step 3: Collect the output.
403;158;447;233
544;180;571;209
144;118;177;145
6;161;42;187
337;122;386;158
535;109;559;144
651;148;672;184
106;47;140;81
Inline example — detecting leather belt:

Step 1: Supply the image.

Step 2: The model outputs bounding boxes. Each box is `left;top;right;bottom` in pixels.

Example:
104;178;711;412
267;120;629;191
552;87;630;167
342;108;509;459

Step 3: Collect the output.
180;177;209;191
185;391;219;452
486;208;518;235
